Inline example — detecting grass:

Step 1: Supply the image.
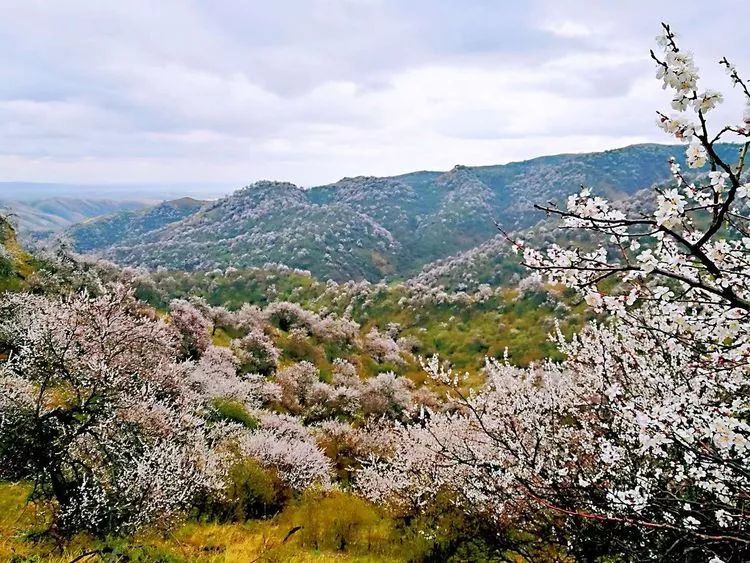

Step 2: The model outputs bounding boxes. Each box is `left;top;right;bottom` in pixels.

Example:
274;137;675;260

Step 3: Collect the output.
0;217;37;293
0;482;43;560
0;484;432;562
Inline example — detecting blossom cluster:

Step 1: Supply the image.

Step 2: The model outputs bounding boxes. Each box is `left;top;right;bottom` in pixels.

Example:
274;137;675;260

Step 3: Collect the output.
359;25;750;559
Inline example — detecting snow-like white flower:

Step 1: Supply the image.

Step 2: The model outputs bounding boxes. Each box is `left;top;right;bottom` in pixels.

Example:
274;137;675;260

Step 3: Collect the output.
686;141;707;168
584;292;603;309
657;115;694;140
709;171;729;191
693;90;723;113
683;516;700;530
715;509;733;528
655;188;686;226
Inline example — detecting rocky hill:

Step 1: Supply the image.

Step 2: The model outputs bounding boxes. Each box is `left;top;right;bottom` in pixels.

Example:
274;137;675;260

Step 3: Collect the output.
67;143;741;281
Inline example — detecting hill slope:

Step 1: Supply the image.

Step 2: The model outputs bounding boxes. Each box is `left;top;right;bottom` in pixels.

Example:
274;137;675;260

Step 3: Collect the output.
70;143;741;281
0;215;36;291
0;198;147;234
67;197;207;252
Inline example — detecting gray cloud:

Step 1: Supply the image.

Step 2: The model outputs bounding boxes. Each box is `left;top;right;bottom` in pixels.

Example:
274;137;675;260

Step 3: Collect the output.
0;0;748;190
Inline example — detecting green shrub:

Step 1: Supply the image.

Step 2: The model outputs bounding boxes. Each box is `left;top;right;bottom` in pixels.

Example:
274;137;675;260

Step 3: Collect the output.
0;247;13;278
210;399;258;429
198;458;287;523
276;491;400;555
223;460;282;520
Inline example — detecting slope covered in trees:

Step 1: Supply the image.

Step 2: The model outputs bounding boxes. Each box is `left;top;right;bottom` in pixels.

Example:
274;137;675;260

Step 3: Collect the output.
1;23;750;563
66;197;207;252
0;215;37;292
68;143;738;281
0;225;569;560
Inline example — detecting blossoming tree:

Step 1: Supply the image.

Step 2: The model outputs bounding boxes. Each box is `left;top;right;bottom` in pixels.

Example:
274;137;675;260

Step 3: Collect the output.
358;24;750;560
0;287;223;535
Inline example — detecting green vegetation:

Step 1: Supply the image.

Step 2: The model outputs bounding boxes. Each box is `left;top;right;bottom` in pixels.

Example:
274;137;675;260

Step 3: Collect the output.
67;197;206;252
0;482;568;562
0;216;37;293
140;268;588;380
63;144;740;281
211;398;259;429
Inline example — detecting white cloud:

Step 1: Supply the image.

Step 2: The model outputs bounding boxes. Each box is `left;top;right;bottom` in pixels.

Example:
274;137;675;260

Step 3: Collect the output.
540;20;596;38
0;0;748;190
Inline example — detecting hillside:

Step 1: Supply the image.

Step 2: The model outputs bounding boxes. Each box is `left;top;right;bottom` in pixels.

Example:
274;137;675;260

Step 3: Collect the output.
0;197;146;234
66;197;208;252
0;215;35;291
68;143;741;280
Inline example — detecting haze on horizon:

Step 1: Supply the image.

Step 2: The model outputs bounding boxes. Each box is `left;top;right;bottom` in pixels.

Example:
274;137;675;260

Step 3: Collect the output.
1;0;749;194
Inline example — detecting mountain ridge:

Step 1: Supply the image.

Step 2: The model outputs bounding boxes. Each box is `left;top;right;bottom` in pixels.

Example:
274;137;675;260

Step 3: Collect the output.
64;143;742;281
0;197;148;235
65;197;208;252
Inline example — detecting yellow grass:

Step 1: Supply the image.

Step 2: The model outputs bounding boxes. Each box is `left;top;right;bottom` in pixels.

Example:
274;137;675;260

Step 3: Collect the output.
0;484;421;562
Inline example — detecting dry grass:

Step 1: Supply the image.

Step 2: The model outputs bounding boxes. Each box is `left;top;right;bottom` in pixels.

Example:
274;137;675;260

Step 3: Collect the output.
0;484;420;562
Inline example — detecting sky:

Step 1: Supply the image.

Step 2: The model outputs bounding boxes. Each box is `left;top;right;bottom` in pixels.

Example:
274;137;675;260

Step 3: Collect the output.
1;0;749;193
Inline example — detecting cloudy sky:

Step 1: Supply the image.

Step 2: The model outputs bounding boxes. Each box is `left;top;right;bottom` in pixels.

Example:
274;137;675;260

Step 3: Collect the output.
1;0;749;191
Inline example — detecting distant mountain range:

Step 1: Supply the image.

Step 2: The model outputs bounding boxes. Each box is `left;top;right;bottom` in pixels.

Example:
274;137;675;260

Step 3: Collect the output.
43;143;745;281
66;197;207;252
0;198;147;234
0;182;231;202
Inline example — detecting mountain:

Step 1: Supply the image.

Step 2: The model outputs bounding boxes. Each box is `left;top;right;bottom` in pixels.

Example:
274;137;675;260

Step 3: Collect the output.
0;182;231;201
66;197;208;252
66;143;742;281
0;198;147;234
